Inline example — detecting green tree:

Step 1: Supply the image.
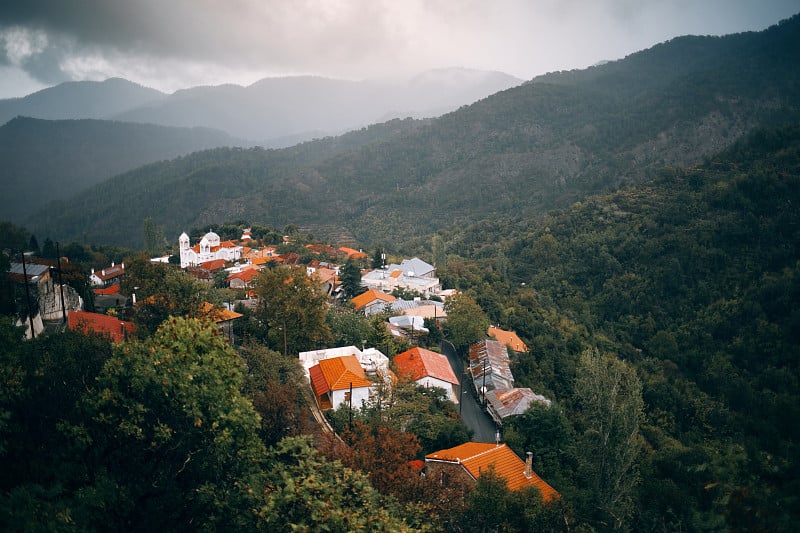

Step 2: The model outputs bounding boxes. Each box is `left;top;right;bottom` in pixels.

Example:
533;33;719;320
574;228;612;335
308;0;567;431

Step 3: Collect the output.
573;348;644;530
260;436;415;531
40;238;56;259
339;258;363;299
432;234;447;268
254;264;332;355
371;248;385;269
143;217;165;255
327;307;372;347
122;255;207;335
239;342;312;447
443;292;489;353
77;317;266;530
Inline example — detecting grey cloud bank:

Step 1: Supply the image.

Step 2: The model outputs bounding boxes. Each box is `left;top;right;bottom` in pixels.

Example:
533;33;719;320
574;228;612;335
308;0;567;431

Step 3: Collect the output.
0;0;798;98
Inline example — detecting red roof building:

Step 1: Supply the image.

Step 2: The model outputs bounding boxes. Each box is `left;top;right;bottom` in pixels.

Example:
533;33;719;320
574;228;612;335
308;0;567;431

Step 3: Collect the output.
308;355;372;410
351;289;397;313
425;442;559;501
488;326;529;352
394;347;460;403
68;310;135;342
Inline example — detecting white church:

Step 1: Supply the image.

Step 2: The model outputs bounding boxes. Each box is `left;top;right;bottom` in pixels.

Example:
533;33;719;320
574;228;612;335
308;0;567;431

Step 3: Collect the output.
179;231;243;268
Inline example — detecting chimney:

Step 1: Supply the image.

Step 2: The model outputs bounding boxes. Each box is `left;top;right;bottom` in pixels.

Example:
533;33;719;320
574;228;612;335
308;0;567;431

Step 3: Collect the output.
524;452;533;478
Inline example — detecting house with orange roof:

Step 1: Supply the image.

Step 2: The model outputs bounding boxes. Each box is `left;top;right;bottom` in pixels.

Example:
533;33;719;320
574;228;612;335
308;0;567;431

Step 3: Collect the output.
178;231;242;268
488;326;529;352
198;258;228;271
338;247;367;260
226;268;261;289
394;347;460;403
308;355;373;410
351;289;397;314
425;442;559;502
68;310;135;342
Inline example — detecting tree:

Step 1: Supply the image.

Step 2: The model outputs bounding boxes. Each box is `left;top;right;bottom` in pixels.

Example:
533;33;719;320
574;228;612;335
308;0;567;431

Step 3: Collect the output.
122;255;207;335
327;307;372;347
142;217;165;255
443;292;489;353
254;264;332;354
339;258;363;299
40;238;56;259
77;317;266;530
238;342;312;447
260;436;414;531
371;248;385;269
573;348;644;530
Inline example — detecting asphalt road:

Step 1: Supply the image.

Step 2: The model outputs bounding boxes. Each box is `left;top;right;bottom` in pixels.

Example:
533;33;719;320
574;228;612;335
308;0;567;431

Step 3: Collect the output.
441;340;499;443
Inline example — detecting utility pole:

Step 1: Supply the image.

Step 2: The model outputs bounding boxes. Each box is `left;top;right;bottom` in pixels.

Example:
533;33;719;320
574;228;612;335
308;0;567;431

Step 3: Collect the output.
56;242;66;324
20;252;35;339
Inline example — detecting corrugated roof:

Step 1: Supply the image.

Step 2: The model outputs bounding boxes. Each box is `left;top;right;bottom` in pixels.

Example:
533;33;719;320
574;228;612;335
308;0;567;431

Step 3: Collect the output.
469;340;515;391
425;442;559;500
486;388;551;419
394;347;459;385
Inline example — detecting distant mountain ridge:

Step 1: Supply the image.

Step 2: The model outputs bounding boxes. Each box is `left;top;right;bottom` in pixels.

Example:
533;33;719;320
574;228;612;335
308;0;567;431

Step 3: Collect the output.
0;69;523;145
0;78;166;125
28;14;800;247
0;117;246;223
112;68;523;144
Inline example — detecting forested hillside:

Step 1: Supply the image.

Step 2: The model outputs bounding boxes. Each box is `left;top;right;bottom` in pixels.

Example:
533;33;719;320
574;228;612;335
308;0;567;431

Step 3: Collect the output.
0;117;246;223
416;126;800;530
28;15;800;249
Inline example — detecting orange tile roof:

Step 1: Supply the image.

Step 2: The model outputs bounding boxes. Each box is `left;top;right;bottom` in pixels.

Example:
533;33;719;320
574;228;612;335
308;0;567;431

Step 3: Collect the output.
68;310;135;342
351;289;397;311
227;269;260;282
201;302;243;323
488;326;529;352
338;247;367;260
93;284;121;295
309;355;371;395
394;347;459;385
425;442;559;500
199;258;228;271
312;267;337;284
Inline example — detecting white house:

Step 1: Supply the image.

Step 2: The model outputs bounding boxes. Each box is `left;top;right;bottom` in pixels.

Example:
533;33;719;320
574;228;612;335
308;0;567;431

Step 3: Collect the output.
361;257;441;297
393;347;460;403
179;231;242;268
308;355;373;410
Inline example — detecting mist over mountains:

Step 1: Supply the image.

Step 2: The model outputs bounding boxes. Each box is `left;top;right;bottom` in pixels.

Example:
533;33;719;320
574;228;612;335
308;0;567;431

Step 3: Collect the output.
0;68;522;145
25;15;800;249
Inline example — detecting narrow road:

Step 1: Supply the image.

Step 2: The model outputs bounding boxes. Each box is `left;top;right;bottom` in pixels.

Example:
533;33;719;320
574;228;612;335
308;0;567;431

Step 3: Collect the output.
441;340;498;443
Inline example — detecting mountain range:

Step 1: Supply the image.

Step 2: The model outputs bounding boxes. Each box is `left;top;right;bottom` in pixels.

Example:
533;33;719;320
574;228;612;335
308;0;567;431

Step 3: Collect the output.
0;68;522;145
25;14;800;248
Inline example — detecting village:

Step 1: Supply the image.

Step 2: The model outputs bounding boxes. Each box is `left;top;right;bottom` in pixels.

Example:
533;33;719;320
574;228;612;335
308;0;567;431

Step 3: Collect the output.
7;227;559;502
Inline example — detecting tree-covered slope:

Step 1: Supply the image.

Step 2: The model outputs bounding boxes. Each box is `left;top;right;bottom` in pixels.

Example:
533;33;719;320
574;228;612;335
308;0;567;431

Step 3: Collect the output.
421;126;800;529
0;117;247;223
29;15;800;248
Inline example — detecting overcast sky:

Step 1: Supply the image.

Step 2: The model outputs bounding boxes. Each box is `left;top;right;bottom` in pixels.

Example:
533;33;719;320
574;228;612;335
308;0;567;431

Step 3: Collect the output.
0;0;797;98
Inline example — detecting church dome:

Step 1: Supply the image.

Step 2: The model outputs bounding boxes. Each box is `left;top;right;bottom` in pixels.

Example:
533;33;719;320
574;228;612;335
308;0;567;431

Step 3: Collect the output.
204;232;221;246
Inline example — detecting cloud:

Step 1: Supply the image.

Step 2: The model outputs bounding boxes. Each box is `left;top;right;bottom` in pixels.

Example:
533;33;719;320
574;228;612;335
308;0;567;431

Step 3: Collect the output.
0;0;797;96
